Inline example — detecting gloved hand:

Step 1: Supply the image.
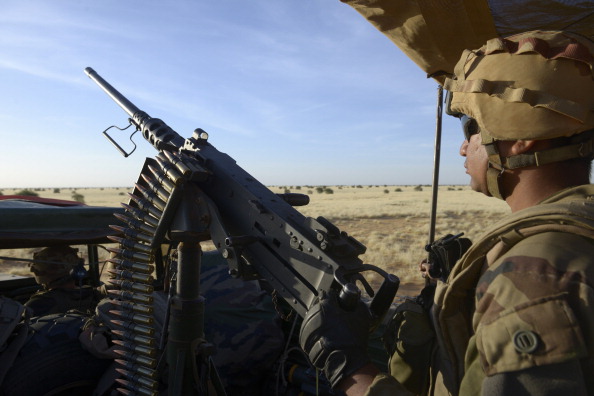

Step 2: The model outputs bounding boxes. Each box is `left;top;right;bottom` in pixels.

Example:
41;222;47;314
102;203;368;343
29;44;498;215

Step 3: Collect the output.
424;233;472;281
299;289;371;388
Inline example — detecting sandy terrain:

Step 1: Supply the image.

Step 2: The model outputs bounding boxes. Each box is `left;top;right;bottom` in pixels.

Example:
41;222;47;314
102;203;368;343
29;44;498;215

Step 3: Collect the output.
1;184;508;296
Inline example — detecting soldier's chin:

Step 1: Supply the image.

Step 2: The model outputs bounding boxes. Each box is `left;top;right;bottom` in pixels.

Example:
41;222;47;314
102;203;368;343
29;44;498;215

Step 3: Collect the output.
469;180;491;197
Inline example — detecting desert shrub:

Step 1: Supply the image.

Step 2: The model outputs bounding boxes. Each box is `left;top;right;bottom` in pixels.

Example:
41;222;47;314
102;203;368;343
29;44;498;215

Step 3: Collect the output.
384;189;389;194
53;188;60;193
16;189;38;197
324;188;334;194
71;192;85;203
284;189;291;194
316;187;324;194
395;188;402;192
414;185;423;192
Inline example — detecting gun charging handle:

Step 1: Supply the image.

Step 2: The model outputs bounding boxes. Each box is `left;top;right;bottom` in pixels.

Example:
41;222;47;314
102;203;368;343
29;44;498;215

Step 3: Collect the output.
368;273;399;322
337;282;361;311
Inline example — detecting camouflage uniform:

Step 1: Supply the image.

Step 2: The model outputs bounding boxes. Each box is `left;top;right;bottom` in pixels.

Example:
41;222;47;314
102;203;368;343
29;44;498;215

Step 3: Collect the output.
197;251;285;394
87;251;284;395
369;184;594;395
25;286;105;317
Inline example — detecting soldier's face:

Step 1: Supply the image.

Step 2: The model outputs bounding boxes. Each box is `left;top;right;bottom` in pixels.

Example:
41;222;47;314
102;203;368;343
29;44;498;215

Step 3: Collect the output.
460;133;490;195
29;262;65;285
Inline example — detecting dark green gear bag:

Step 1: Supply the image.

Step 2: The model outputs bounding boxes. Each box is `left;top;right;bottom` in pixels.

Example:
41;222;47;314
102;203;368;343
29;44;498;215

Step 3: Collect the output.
0;297;29;386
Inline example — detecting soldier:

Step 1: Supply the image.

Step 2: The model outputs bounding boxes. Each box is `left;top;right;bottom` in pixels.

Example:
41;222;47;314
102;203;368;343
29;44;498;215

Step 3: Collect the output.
26;245;105;317
299;31;594;395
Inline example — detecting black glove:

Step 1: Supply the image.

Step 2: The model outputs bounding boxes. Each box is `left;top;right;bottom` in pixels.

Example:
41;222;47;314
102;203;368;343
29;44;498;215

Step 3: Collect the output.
299;289;371;388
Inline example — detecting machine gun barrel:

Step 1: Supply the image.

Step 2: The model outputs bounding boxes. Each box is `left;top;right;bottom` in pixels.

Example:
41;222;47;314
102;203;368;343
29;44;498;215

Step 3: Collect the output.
85;67;141;119
85;67;398;319
85;67;185;152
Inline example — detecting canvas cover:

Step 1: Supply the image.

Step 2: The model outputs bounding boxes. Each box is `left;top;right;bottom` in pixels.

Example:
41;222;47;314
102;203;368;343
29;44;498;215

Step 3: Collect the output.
341;0;594;82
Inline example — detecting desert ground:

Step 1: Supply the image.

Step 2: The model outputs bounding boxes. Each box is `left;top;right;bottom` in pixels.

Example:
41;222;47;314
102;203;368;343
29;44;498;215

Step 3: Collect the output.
0;185;509;295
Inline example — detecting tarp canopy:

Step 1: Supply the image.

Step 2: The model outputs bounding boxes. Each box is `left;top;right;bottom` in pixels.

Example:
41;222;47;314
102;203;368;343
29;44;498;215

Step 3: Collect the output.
342;0;594;82
0;196;124;249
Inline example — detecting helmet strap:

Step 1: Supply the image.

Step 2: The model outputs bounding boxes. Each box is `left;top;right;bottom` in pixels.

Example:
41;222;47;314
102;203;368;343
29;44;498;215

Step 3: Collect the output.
482;132;507;200
481;130;594;201
503;134;594;169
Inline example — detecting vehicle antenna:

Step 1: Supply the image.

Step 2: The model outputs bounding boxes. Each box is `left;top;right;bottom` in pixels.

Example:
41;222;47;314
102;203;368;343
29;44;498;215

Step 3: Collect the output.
428;85;443;255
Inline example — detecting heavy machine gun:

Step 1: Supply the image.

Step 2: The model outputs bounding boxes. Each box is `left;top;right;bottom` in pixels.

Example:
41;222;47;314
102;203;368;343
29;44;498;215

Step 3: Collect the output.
85;67;399;395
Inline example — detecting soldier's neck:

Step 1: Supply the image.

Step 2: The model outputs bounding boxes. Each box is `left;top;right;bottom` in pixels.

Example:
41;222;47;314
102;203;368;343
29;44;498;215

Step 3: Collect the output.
503;163;590;212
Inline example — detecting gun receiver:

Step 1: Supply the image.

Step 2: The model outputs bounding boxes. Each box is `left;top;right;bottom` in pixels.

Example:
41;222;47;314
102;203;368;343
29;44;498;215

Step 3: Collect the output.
85;67;398;319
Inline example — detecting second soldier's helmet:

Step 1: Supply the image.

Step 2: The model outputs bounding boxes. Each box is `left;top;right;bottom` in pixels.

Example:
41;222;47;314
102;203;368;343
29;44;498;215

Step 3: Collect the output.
31;246;80;288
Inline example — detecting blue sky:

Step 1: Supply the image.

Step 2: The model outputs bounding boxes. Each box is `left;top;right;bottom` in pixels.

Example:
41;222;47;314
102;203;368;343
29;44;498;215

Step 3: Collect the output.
0;1;466;188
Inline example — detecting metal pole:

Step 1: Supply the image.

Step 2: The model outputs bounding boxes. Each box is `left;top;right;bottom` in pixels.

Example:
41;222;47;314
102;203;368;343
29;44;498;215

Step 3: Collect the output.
428;85;444;249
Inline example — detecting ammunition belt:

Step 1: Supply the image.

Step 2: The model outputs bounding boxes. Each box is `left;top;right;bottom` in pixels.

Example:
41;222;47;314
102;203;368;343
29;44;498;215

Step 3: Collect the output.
106;150;205;395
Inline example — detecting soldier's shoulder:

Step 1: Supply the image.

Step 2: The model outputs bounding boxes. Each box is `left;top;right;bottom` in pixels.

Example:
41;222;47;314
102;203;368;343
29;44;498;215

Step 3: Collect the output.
478;231;594;300
24;291;59;317
473;231;593;376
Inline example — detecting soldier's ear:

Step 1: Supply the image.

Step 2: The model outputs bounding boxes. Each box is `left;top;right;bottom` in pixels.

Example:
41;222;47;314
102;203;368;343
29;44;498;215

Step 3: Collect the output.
508;140;537;155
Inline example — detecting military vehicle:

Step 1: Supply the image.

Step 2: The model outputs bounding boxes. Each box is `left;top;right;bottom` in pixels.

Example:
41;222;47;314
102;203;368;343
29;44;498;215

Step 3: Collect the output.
0;195;123;394
0;192;393;396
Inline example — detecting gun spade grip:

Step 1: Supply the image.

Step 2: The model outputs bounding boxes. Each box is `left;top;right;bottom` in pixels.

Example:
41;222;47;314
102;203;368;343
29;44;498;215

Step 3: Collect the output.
338;282;361;311
369;274;399;321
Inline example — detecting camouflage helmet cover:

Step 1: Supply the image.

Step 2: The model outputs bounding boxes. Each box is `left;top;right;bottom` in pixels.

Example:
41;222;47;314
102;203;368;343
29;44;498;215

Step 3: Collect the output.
31;246;80;287
445;30;594;141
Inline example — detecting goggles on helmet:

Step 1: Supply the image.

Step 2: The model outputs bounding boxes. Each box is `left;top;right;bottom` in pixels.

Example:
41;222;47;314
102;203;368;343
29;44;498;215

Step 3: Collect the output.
460;115;479;141
445;90;479;141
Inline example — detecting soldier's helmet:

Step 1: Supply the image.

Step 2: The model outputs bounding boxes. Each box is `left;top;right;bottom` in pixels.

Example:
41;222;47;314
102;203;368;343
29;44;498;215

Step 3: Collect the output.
444;30;594;198
31;246;80;288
